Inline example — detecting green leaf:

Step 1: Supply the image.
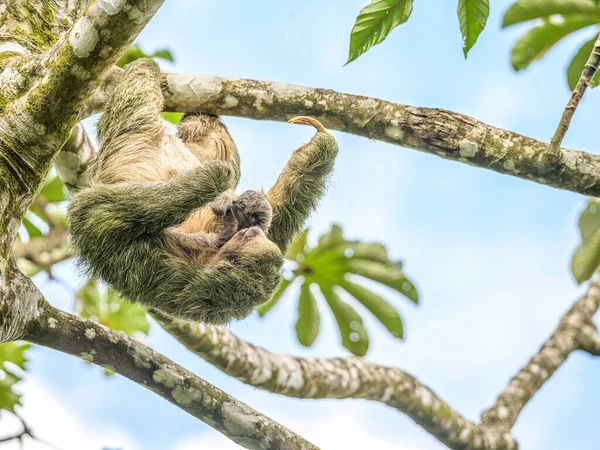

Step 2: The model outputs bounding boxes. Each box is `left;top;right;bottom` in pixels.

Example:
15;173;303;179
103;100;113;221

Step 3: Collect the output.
295;282;320;346
566;34;600;89
346;0;414;65
346;259;419;303
16;258;44;278
21;216;43;238
316;224;345;251
117;44;175;68
257;277;294;317
76;281;149;338
458;0;490;57
338;278;403;338
577;199;600;245
510;16;598;71
286;228;310;261
319;283;369;356
162;112;183;125
503;0;600;27
151;49;175;62
40;176;66;203
0;343;30;412
572;226;600;283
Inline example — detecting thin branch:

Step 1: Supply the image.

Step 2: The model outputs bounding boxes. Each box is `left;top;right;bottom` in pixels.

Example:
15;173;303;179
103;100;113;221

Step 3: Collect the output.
151;310;517;450
24;303;317;450
547;34;600;157
481;274;600;429
84;69;600;198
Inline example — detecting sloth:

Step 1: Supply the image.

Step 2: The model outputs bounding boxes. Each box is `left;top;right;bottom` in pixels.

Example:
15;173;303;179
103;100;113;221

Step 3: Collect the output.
68;58;338;324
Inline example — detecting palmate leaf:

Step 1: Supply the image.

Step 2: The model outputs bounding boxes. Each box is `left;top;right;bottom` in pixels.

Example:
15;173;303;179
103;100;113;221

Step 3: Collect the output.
319;283;369;356
346;0;414;65
295;282;320;346
458;0;490;57
510;16;599;71
567;34;600;90
39;175;66;203
503;0;600;27
116;43;175;68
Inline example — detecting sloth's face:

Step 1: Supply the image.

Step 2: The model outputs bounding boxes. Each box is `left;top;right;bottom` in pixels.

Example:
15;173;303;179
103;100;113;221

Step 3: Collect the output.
216;226;282;268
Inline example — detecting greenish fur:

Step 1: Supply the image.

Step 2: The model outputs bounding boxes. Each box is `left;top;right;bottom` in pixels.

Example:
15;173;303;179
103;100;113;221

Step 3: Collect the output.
68;59;338;324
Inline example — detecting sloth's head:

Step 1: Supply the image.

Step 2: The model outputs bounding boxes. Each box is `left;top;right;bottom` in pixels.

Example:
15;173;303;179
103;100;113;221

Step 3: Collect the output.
232;190;273;231
215;226;282;269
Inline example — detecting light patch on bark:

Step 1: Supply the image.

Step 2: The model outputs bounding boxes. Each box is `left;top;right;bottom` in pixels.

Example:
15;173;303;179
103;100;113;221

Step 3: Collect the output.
385;125;404;141
459;139;478;158
47;317;58;329
153;368;177;389
222;95;239;108
80;351;95;362
98;0;127;15
85;328;96;340
503;159;517;173
222;402;262;442
0;68;25;98
269;81;311;99
69;17;99;58
167;74;222;108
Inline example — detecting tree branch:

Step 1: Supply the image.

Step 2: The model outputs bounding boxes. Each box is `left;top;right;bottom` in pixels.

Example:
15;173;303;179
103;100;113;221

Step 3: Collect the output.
23;301;317;450
151;311;517;450
152;272;600;450
81;69;600;198
547;34;600;157
481;274;600;430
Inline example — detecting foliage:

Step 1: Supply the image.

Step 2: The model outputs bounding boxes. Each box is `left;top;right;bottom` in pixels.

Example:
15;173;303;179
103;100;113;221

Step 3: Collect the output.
503;0;600;90
571;199;600;283
75;280;150;340
0;343;30;413
347;0;489;63
257;225;418;356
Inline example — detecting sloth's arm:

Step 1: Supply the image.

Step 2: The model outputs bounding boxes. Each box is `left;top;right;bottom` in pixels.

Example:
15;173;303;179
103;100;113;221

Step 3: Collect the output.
69;162;231;237
266;117;339;251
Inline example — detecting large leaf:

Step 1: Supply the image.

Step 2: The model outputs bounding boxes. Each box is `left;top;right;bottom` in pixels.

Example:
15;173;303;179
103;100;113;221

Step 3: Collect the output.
567;34;600;90
347;0;414;65
511;16;598;71
117;44;175;68
257;277;294;317
503;0;600;27
319;283;369;356
295;282;320;346
345;259;419;303
286;228;310;261
339;278;403;338
458;0;490;57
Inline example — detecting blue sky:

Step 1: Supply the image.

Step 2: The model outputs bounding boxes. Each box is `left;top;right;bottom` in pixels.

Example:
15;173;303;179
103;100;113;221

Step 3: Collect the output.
4;0;600;449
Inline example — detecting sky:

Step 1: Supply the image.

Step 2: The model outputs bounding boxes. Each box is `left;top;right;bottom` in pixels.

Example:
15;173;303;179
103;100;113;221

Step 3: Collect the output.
3;0;600;449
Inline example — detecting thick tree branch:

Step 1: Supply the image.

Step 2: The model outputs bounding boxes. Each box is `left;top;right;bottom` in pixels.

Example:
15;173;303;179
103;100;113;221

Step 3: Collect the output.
548;34;600;157
21;301;317;450
82;70;600;199
152;311;517;450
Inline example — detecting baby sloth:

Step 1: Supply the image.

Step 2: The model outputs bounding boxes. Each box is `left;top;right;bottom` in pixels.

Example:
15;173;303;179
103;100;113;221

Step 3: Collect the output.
68;58;339;324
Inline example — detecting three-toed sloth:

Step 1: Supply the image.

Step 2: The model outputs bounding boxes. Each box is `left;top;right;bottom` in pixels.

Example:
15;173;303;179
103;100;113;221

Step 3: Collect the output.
68;59;338;324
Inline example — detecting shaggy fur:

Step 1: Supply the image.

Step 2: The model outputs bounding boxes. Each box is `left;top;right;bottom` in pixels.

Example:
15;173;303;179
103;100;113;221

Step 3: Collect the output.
68;59;338;324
